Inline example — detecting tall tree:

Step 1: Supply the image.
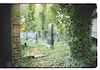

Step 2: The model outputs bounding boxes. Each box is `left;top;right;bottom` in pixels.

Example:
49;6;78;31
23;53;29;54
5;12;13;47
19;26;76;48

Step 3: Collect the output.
20;4;28;32
40;4;46;39
26;4;35;32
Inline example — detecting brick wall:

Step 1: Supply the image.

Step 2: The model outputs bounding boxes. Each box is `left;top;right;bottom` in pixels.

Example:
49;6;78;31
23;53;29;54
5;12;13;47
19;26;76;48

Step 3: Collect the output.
11;4;21;66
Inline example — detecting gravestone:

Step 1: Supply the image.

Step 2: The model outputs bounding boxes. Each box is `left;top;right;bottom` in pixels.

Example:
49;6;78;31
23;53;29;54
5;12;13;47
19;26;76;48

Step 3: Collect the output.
47;23;54;49
20;32;26;40
34;32;38;43
53;32;58;41
25;31;28;40
37;32;40;38
45;31;47;38
63;27;67;41
38;31;41;37
28;32;34;40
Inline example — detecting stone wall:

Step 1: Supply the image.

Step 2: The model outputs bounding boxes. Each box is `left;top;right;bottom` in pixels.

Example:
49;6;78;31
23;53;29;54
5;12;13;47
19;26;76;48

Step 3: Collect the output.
11;4;21;66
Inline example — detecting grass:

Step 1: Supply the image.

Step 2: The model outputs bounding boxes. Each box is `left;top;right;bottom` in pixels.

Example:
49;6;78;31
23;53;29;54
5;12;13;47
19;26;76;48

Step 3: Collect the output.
20;39;97;67
20;39;70;67
21;46;70;67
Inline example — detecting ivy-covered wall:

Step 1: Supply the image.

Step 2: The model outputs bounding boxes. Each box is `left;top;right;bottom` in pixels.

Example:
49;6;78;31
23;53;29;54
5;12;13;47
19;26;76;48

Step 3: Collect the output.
66;4;96;67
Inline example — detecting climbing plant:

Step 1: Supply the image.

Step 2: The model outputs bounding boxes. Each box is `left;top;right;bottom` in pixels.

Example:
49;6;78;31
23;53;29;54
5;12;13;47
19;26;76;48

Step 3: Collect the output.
59;4;96;67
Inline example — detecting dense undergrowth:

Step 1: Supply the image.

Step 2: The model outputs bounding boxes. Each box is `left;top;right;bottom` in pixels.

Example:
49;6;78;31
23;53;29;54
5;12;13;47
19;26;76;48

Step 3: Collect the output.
19;40;97;68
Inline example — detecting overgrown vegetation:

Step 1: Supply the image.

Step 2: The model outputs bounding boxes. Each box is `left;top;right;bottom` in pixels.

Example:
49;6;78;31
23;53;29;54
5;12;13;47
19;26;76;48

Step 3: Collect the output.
20;40;96;67
21;40;70;67
20;4;97;68
58;4;97;67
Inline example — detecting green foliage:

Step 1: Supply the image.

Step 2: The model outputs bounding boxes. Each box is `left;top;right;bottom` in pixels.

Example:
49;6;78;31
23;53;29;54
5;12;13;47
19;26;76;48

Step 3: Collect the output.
20;4;35;32
56;4;97;67
40;10;45;39
58;4;96;66
20;39;70;67
48;43;97;68
20;4;60;33
20;4;97;67
20;39;97;67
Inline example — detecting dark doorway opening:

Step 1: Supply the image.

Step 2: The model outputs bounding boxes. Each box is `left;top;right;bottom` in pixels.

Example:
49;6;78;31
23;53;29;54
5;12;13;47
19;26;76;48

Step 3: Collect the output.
0;4;12;67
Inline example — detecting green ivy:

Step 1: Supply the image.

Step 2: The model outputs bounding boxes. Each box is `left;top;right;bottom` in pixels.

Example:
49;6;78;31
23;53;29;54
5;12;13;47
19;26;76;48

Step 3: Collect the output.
59;4;96;67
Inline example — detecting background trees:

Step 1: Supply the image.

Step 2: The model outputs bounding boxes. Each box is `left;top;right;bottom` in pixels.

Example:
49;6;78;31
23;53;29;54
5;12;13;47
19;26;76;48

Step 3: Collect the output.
20;4;59;39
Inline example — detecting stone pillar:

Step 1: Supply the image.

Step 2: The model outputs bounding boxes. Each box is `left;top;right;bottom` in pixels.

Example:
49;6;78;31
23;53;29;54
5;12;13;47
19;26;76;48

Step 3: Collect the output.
11;4;21;67
47;23;54;49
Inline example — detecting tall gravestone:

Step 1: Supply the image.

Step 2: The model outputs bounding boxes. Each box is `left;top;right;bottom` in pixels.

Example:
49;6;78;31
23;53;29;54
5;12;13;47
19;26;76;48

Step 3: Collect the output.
47;23;54;49
34;32;38;43
45;31;48;38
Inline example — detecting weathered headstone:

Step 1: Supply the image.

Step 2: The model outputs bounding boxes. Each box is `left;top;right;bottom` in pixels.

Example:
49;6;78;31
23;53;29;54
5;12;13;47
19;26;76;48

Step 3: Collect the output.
34;32;38;43
53;32;58;41
47;23;54;49
45;31;47;38
37;32;40;38
20;32;26;40
28;32;34;40
25;31;28;40
38;31;41;37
